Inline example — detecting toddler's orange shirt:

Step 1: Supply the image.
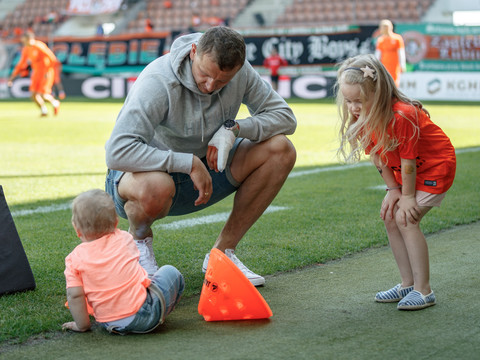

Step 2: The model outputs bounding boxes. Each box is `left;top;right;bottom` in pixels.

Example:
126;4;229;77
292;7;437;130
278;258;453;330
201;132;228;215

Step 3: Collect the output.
65;229;151;323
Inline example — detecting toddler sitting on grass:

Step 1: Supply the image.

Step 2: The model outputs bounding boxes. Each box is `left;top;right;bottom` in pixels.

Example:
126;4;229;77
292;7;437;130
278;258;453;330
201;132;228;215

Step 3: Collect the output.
63;189;184;334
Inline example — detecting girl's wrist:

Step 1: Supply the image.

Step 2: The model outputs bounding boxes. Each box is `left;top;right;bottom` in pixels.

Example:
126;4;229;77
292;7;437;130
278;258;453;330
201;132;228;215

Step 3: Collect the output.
386;185;402;191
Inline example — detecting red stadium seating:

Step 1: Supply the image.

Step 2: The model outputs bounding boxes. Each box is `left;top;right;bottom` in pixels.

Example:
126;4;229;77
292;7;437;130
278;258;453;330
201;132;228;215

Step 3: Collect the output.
0;0;69;38
0;0;435;39
275;0;434;27
127;0;249;34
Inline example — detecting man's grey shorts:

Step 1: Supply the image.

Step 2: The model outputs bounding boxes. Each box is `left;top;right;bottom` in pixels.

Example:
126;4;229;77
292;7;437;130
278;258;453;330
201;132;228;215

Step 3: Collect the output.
105;138;243;218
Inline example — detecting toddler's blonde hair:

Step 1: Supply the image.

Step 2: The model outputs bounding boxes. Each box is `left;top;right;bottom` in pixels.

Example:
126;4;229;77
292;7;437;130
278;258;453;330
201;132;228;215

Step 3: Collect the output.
72;189;117;240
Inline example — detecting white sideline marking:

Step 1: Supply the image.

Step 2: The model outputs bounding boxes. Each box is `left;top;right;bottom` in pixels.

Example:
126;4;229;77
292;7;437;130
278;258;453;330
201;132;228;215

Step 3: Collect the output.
368;185;388;191
288;162;370;178
9;146;479;219
456;146;480;153
11;203;71;217
154;206;288;230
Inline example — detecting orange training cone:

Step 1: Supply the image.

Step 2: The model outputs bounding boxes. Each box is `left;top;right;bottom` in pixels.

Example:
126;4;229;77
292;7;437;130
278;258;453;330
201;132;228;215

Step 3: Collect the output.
198;248;273;321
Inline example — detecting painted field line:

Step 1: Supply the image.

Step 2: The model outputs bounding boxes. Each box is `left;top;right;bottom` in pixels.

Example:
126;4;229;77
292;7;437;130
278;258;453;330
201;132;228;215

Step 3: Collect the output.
9;146;479;219
288;162;370;178
368;185;388;191
456;146;480;154
153;205;289;230
11;203;71;217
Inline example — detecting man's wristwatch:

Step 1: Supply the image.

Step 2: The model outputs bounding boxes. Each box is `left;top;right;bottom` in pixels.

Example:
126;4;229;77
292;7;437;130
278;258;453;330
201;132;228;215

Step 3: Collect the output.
223;119;240;137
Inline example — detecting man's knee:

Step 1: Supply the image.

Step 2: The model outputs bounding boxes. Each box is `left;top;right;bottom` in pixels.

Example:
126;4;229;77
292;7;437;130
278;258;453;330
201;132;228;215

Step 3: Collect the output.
122;172;175;218
230;135;296;183
141;190;171;217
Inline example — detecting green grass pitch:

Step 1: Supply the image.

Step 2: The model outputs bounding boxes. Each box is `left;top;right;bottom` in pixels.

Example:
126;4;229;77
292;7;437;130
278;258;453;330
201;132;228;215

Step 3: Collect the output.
0;98;479;344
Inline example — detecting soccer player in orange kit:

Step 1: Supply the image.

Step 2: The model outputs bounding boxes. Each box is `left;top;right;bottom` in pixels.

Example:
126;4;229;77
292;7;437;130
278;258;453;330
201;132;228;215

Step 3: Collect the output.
8;31;61;116
375;19;406;86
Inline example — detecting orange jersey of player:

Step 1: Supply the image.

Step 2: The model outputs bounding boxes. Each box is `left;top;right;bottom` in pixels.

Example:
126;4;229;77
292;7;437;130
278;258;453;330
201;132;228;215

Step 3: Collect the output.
12;40;58;94
376;33;404;84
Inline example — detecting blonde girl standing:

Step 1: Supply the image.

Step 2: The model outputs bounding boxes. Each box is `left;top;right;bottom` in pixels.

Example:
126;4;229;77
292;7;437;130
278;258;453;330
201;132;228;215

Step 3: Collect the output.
335;54;456;310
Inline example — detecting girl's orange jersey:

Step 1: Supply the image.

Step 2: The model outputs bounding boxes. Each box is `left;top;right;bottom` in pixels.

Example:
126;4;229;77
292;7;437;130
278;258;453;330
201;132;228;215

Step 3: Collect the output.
367;101;456;194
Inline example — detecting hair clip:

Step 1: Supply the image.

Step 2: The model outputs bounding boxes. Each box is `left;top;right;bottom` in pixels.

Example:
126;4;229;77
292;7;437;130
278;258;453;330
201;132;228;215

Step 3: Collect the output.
345;65;376;81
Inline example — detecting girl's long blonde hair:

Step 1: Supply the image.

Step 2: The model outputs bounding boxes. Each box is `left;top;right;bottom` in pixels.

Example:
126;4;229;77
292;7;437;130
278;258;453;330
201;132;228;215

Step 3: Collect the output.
334;54;428;164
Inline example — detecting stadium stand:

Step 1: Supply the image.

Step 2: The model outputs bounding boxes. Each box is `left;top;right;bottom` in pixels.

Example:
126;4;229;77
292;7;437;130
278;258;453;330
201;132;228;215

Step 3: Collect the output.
275;0;435;27
0;0;71;39
0;0;436;39
125;0;250;33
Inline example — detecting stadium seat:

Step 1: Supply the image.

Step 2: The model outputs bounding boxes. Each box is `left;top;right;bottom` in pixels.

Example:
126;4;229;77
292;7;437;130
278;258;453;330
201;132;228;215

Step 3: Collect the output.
0;0;436;38
271;0;435;27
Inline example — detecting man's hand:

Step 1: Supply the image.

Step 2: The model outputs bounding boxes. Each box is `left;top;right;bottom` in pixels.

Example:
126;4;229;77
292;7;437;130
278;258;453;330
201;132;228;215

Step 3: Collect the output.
191;155;213;206
207;126;235;172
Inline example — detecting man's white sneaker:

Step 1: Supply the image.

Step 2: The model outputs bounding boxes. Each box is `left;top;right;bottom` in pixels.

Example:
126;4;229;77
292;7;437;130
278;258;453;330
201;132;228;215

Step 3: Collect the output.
202;249;265;287
135;237;158;276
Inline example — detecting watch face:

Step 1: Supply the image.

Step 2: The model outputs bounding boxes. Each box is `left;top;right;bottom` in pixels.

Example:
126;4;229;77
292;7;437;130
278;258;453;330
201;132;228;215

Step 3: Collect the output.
224;119;236;128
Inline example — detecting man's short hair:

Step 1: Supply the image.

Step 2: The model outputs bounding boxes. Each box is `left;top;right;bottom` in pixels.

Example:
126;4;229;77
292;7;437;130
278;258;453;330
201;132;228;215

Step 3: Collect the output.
197;26;246;71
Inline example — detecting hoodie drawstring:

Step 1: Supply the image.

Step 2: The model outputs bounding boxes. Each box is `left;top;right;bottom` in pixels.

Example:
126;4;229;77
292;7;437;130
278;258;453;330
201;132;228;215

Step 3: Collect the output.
218;92;226;122
198;92;226;143
198;97;205;142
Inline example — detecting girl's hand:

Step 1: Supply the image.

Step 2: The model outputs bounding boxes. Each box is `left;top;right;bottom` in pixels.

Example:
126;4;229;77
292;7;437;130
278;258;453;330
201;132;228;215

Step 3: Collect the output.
397;194;420;226
380;188;401;220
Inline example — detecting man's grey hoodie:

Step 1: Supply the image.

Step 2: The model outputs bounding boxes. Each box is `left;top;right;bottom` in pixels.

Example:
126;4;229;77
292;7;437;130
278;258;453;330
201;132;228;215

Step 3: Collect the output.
105;32;297;175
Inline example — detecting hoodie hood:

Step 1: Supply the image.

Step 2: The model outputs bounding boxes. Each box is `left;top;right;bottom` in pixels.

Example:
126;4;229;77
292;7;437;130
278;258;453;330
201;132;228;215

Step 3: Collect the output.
168;32;225;142
169;32;226;96
169;33;205;95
